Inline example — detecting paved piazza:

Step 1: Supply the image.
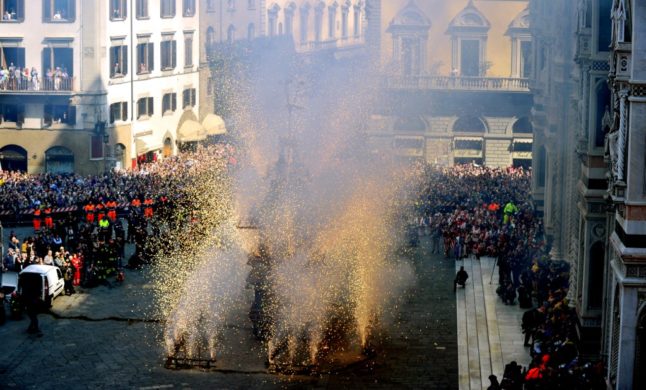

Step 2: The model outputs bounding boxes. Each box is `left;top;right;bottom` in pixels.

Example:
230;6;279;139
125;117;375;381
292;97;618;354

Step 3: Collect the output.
1;233;463;389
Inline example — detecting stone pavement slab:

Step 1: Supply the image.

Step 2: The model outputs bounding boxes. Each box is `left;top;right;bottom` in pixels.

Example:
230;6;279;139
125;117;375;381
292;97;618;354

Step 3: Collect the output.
1;235;459;389
456;257;530;390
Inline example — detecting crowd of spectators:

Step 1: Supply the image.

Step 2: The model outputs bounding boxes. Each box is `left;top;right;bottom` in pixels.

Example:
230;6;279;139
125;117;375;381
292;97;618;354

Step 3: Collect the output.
1;143;236;290
414;163;606;389
0;63;71;92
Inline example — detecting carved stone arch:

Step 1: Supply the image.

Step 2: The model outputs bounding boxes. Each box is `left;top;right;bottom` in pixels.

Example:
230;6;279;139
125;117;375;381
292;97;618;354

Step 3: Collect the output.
0;144;28;172
452;116;487;133
588;241;605;309
45;146;74;174
447;1;491;33
393;115;428;133
506;7;530;34
388;1;431;29
511;117;533;134
594;78;612;148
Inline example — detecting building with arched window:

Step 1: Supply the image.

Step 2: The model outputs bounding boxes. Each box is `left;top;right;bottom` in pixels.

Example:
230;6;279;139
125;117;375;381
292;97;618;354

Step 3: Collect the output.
0;1;201;174
530;1;646;388
367;0;533;166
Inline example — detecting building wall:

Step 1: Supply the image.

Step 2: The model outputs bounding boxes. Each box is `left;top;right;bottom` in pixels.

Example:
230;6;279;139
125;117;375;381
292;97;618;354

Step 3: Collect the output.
103;0;200;161
381;0;528;77
0;0;200;174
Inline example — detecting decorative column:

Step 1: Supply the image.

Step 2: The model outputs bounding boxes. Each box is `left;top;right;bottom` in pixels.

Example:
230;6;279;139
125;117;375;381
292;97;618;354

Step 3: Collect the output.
616;89;629;181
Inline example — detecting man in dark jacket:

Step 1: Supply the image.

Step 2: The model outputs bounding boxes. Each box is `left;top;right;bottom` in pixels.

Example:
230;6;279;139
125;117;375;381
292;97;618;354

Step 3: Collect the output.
454;266;469;292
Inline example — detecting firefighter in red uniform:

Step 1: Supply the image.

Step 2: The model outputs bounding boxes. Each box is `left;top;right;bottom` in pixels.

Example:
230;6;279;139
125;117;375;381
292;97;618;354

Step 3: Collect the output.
84;203;95;224
107;199;117;222
95;201;106;222
44;206;54;230
143;197;154;219
32;208;42;232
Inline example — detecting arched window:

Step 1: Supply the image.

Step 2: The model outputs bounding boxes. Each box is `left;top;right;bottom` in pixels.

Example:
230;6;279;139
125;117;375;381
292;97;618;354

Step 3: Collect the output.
513;117;532;134
328;2;337;39
341;2;349;38
0;144;27;172
248;23;255;40
300;4;310;43
45;146;74;174
595;81;611;148
285;3;296;36
394;116;427;132
268;4;280;37
163;137;173;158
114;143;126;170
314;2;324;42
587;241;604;309
206;26;215;46
227;25;236;44
453;116;487;133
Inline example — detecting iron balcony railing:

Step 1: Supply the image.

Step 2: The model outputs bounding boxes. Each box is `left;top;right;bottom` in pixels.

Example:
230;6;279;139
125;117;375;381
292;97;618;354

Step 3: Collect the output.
385;76;530;92
0;76;75;93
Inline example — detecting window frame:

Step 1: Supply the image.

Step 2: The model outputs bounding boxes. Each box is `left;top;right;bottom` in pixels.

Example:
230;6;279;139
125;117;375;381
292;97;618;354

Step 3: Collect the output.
1;0;25;23
136;0;148;19
42;0;76;23
184;34;193;67
110;0;127;21
136;42;154;75
109;102;128;124
162;92;177;115
110;44;129;78
137;96;154;119
90;135;105;160
161;0;176;18
182;0;195;17
43;103;76;127
160;39;177;71
182;88;196;109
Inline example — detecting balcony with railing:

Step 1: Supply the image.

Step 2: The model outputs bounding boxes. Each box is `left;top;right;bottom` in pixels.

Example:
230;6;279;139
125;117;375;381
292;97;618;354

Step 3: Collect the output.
0;76;75;94
385;75;530;92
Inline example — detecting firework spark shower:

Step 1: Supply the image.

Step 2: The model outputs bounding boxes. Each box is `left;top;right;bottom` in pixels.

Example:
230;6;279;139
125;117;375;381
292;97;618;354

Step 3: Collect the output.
155;44;418;369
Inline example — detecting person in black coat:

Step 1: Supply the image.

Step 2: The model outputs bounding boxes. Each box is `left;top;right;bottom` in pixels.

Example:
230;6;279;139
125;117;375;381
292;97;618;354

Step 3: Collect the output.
454;266;469;292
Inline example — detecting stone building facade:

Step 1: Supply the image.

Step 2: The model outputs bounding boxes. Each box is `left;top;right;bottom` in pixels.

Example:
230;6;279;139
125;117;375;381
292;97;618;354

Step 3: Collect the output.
0;0;201;174
367;0;533;167
530;0;646;388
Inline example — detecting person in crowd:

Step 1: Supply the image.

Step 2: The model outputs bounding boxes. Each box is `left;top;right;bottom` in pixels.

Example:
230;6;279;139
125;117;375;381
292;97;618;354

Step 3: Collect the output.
454;266;469;292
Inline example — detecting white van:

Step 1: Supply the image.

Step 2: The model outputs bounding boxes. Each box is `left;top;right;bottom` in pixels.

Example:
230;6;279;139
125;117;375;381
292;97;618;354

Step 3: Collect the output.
18;265;65;307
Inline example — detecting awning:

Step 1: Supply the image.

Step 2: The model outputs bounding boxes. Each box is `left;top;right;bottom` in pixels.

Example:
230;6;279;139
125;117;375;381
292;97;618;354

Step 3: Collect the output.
513;138;533;143
135;136;163;155
202;114;227;136
177;120;207;142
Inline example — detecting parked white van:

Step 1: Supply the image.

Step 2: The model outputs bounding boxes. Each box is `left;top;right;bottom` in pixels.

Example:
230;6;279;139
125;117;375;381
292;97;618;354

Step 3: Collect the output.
18;265;65;307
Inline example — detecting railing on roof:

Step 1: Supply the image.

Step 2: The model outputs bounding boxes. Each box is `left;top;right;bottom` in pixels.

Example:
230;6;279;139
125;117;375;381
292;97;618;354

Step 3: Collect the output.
385;76;530;92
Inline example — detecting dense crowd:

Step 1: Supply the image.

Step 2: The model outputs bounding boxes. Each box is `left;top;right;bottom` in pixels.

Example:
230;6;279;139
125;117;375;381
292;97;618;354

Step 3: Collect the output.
1;154;609;386
1;143;236;291
414;163;605;389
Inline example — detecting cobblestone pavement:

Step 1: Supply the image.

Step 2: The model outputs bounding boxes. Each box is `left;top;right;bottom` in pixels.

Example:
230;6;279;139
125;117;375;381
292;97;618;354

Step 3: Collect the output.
1;231;457;389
